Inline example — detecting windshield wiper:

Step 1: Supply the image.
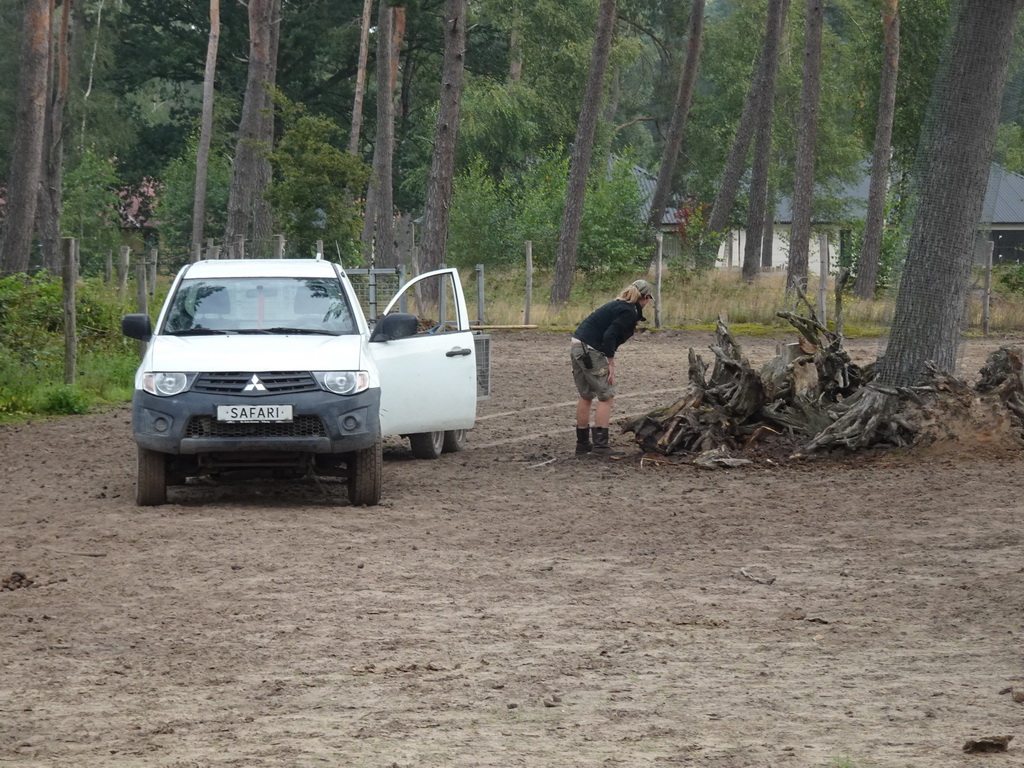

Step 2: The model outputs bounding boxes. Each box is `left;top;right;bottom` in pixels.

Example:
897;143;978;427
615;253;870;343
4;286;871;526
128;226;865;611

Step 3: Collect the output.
166;328;236;336
260;327;338;335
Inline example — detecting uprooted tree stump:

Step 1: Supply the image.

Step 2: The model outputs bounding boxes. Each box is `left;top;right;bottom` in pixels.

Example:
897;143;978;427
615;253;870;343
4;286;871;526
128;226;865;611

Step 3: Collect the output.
623;314;1024;462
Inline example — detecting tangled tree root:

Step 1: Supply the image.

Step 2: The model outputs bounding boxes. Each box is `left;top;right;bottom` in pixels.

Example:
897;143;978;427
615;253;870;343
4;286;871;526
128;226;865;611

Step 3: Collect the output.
624;315;1024;462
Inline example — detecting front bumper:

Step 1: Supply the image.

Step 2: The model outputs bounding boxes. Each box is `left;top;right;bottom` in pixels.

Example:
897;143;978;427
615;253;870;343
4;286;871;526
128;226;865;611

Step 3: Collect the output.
132;387;381;456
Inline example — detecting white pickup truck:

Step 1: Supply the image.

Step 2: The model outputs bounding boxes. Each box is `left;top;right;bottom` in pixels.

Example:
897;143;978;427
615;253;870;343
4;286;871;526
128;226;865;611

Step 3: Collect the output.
121;257;486;507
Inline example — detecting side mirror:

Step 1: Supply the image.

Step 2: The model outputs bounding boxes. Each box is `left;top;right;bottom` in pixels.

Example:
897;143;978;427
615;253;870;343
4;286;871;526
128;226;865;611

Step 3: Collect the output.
369;312;418;342
122;313;153;342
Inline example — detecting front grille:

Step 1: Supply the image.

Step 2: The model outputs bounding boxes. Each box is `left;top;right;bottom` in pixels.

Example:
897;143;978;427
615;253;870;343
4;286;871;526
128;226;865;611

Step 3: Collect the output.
192;371;319;395
185;415;327;439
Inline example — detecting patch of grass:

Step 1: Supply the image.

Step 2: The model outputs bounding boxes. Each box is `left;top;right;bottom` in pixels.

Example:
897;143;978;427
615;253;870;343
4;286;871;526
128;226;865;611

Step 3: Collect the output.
30;384;94;415
472;268;905;332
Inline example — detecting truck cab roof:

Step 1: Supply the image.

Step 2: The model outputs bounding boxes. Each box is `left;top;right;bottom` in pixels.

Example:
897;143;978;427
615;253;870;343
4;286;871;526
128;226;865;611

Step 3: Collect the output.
181;259;341;279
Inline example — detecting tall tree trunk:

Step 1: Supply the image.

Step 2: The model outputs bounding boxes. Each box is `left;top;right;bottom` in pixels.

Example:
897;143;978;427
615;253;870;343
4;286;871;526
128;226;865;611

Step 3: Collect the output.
79;0;103;151
370;0;397;268
761;193;777;269
786;0;824;293
742;0;789;283
648;0;705;231
854;0;900;300
706;1;783;237
550;0;617;306
251;0;280;253
419;0;467;275
509;2;523;82
363;0;396;266
38;0;69;274
191;0;220;255
0;0;52;274
878;0;1024;387
224;0;278;255
348;0;374;154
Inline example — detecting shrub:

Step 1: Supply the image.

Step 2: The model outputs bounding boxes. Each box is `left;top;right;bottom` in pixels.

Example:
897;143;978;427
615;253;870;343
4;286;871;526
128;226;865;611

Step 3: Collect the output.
31;384;93;415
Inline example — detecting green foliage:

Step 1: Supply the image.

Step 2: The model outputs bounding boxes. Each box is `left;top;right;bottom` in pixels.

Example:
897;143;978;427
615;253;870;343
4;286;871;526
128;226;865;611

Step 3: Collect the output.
457;80;552;179
267;93;372;261
997;123;1024;175
505;150;570;269
578;155;651;273
31;384;94;415
0;273;140;417
840;193;909;295
997;262;1024;295
447;149;650;274
62;149;124;275
446;157;512;270
158;133;232;268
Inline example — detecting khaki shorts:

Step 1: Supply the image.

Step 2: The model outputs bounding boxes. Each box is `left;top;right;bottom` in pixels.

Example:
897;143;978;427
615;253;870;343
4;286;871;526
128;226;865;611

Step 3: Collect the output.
570;342;615;401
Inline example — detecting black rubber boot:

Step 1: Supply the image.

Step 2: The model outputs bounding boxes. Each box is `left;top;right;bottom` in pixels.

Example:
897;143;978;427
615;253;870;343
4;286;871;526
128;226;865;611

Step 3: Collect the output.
575;427;592;455
591;427;625;458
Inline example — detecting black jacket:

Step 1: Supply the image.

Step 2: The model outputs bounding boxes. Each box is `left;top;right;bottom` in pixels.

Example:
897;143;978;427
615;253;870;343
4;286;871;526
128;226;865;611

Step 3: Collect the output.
573;299;644;358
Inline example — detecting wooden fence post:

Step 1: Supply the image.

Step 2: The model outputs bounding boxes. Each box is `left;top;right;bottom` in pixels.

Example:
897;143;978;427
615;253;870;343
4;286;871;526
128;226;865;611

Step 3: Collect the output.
475;263;485;326
149;248;158;295
136;258;148;358
104;250;113;284
983;239;994;335
818;234;829;325
118;246;131;298
524;241;533;325
62;238;78;385
274;234;285;258
654;232;663;329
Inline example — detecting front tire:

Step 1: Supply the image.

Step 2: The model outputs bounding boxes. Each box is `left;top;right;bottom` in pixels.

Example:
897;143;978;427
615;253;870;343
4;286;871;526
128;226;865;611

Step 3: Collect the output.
136;446;168;506
409;431;444;459
442;429;467;453
348;438;382;506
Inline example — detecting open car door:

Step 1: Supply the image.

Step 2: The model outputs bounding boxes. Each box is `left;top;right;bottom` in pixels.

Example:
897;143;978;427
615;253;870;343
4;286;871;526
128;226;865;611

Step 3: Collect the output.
372;268;477;436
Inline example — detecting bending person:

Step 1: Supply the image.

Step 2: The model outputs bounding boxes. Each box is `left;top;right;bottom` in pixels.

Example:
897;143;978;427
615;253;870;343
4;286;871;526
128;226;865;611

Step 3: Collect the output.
569;279;653;456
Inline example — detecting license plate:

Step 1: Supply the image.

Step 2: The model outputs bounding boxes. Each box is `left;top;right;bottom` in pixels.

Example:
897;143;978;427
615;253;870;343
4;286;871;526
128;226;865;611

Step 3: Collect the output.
216;404;294;423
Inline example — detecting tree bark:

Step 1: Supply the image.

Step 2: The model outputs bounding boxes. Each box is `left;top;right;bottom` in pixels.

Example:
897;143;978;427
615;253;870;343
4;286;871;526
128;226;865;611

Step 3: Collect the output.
648;0;705;231
418;0;468;275
38;0;69;274
0;0;52;274
191;0;220;255
742;0;789;283
878;0;1024;387
348;0;374;154
786;0;824;293
363;0;397;266
761;191;776;269
706;0;784;238
853;0;900;300
550;0;618;306
224;0;279;254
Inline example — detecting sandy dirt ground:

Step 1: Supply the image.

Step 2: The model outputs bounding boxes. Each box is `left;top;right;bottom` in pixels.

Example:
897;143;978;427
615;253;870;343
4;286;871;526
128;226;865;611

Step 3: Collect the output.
2;328;1024;768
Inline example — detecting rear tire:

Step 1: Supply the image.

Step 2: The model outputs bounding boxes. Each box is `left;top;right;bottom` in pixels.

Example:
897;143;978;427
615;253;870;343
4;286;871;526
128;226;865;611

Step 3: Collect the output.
442;429;467;453
136;446;168;506
347;438;382;506
409;431;444;459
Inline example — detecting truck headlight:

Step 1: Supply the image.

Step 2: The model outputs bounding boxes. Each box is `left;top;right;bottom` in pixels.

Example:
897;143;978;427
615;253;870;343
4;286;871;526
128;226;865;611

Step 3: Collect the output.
315;370;370;395
142;372;195;396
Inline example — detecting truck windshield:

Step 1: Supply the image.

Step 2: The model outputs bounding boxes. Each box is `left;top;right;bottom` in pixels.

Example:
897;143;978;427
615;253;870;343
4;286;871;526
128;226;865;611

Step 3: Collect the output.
162;277;357;335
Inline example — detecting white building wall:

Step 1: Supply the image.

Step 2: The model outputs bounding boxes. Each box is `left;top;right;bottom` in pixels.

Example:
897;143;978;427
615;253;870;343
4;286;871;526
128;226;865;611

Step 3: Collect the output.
715;228;838;276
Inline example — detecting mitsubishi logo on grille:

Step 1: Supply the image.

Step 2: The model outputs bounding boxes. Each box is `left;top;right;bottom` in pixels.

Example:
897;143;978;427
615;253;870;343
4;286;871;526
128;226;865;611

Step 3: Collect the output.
243;374;267;392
